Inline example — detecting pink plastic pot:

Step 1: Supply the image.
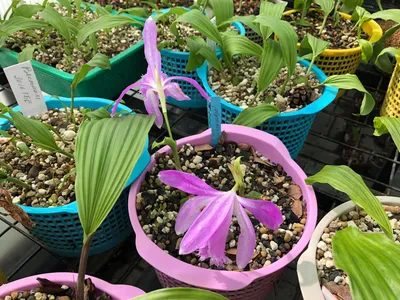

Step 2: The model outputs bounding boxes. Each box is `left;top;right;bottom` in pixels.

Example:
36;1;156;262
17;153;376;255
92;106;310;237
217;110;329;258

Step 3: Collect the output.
129;124;318;300
0;273;145;299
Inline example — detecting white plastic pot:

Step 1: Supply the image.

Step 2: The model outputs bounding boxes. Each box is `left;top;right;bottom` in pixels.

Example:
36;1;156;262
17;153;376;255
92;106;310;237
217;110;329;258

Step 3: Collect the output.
297;196;400;300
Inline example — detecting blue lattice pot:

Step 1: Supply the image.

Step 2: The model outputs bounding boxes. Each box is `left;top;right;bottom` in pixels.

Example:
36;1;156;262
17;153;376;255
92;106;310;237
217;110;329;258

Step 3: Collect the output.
0;96;150;257
198;60;338;158
154;8;246;108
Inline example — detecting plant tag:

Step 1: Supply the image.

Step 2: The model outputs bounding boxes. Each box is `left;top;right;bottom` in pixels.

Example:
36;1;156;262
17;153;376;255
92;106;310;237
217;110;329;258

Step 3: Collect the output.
209;96;222;147
3;61;47;116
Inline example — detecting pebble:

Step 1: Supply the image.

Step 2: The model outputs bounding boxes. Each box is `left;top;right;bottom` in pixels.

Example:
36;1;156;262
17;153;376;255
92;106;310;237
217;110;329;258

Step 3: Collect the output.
317;241;328;251
326;259;334;268
193;156;202;164
270;241;278;251
229;240;236;248
12;196;20;204
38;174;46;181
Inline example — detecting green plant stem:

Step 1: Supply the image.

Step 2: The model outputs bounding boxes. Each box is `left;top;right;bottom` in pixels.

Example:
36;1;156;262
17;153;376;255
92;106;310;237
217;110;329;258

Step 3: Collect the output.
201;0;209;14
163;112;174;141
7;177;31;190
306;57;315;76
319;15;328;35
377;0;383;11
333;0;341;17
279;75;291;95
301;4;308;23
70;90;77;130
59;149;74;159
76;234;93;300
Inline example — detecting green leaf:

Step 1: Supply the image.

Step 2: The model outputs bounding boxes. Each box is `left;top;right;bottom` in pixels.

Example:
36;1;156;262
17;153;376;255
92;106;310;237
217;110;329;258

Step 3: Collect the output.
358;39;373;63
370;9;400;23
153;7;188;23
246;191;262;200
320;74;375;115
233;104;280;128
17;45;38;63
85;107;111;120
299;34;330;61
39;6;70;42
13;4;44;18
373;117;400;152
176;9;223;45
351;6;371;22
258;39;283;93
186;36;222;72
314;0;335;15
77;15;141;45
141;0;159;10
333;226;400;300
222;32;263;58
71;53;110;91
375;47;400;74
8;110;64;154
120;8;149;18
259;1;287;40
209;0;234;26
219;15;261;37
132;287;227;300
306;165;393;239
341;0;364;14
57;0;72;16
75;114;155;241
0;16;46;35
254;16;298;78
93;4;111;16
16;141;31;155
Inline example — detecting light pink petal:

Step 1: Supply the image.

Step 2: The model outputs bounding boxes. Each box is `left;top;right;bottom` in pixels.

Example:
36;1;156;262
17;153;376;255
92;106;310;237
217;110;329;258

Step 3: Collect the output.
175;196;211;235
164;82;191;101
198;245;209;261
163;76;211;101
237;196;283;230
143;17;162;78
233;199;256;269
207;206;233;267
111;81;142;116
179;192;235;255
158;170;220;196
144;89;163;128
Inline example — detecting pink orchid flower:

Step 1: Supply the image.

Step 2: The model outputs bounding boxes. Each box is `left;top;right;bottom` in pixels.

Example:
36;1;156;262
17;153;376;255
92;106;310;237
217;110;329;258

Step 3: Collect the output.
158;170;283;269
111;17;210;128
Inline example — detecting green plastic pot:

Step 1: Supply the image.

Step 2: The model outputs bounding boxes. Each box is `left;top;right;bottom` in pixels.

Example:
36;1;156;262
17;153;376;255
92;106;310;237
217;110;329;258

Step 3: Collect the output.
0;16;146;99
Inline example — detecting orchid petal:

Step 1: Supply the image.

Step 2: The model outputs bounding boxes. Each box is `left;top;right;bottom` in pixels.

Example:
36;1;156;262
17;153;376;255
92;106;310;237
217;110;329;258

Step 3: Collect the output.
111;81;142;116
175;196;211;235
233;199;256;269
179;192;235;255
163;76;211;101
207;206;233;267
164;82;191;101
238;196;283;230
158;170;220;196
143;17;162;78
198;245;209;261
144;89;163;128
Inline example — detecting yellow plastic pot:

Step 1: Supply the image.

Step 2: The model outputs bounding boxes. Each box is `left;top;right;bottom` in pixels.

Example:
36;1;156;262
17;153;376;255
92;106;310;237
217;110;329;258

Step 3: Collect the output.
283;10;382;76
380;57;400;117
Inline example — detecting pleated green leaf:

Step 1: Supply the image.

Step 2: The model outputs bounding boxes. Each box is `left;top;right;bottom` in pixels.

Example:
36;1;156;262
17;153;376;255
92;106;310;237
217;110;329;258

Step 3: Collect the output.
40;6;71;42
258;39;283;93
222;32;263;58
333;226;400;300
18;45;38;63
8;110;62;153
75;114;155;241
186;36;222;71
71;53;110;91
57;0;72;16
370;9;400;23
132;288;227;300
259;1;287;40
77;15;141;45
315;0;335;15
218;15;261;37
321;74;375;115
254;16;298;78
13;4;44;18
299;34;330;61
374;117;400;152
176;9;223;45
375;47;400;73
0;16;46;37
233;104;280;128
358;39;373;63
306;165;393;239
209;0;234;26
341;0;364;13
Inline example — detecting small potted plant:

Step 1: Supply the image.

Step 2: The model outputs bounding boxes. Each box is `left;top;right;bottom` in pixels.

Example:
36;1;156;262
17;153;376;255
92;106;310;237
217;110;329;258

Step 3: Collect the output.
187;2;373;157
151;1;245;108
0;52;153;257
112;17;318;299
282;1;383;76
0;0;146;99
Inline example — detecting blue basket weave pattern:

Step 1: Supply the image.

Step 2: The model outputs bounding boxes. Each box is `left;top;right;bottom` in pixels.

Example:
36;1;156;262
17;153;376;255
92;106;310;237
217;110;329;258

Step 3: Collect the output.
200;60;338;158
0;97;150;257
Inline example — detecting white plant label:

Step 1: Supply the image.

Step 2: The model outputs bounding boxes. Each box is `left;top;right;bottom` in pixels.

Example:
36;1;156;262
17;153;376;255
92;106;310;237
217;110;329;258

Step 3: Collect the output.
4;61;47;116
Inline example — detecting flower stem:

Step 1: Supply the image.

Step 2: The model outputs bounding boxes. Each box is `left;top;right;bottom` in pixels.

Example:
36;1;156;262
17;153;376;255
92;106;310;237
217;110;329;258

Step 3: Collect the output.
163;112;174;141
319;15;328;35
76;234;93;300
306;57;315;77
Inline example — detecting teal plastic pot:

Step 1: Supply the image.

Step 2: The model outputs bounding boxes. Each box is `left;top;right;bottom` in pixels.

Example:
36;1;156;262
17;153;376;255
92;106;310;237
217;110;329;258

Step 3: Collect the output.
0;96;150;257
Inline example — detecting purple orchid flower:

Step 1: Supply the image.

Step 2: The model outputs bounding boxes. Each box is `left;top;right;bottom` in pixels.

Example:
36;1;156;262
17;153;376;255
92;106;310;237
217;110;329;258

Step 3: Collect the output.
158;170;283;269
111;17;210;128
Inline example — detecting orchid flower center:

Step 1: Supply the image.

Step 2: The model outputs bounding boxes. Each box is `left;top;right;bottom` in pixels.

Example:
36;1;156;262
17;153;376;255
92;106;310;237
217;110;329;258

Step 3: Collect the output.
154;67;167;114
